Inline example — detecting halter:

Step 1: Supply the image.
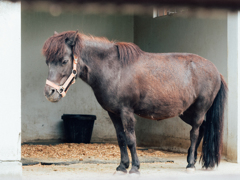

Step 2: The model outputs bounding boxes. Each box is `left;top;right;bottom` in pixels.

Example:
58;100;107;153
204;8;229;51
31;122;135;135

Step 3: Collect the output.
46;53;78;98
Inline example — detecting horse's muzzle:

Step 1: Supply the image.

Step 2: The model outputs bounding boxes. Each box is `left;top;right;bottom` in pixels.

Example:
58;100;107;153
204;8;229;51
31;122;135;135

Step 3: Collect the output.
44;84;62;102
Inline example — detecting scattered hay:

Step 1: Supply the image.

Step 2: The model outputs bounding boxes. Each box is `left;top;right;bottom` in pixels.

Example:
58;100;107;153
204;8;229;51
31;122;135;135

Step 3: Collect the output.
22;143;185;160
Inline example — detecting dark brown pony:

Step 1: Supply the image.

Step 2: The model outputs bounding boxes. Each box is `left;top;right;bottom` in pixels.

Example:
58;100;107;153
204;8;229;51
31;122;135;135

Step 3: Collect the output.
43;31;227;174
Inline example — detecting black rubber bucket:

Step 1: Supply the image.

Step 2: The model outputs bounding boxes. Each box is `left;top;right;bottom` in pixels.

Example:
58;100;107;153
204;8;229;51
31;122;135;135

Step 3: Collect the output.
62;114;96;143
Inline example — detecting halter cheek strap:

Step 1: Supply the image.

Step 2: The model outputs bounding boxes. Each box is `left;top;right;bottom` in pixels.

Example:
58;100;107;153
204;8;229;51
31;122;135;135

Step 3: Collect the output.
46;54;78;97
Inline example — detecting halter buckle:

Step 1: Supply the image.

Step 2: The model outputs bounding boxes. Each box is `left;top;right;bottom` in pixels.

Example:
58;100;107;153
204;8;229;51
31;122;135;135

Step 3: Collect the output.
72;69;77;75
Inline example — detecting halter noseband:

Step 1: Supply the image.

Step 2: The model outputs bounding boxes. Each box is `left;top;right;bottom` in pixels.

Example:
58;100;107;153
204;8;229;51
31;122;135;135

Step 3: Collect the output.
46;54;78;97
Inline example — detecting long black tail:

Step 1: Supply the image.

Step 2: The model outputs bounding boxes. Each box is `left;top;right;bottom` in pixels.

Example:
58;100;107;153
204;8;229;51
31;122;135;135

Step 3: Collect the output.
201;74;228;168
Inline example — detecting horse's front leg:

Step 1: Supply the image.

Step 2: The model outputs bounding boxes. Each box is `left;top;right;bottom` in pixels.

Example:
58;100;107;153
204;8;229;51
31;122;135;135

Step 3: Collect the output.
120;108;140;174
108;111;129;173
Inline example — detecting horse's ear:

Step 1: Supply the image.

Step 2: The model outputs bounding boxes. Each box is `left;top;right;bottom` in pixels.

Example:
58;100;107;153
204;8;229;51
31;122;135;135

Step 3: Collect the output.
54;31;59;35
66;30;78;46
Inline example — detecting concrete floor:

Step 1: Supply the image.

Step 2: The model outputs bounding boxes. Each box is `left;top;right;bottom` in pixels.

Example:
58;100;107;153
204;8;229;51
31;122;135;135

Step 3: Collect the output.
22;154;240;180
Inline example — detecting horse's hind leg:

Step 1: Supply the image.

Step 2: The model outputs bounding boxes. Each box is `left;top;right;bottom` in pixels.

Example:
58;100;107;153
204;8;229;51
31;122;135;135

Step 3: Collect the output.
188;120;205;168
180;108;206;169
108;111;129;173
120;107;140;174
194;121;205;162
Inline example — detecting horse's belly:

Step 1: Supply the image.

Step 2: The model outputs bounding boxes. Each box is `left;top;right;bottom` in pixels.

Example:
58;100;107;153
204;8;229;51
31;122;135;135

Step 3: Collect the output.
134;98;192;120
135;108;182;121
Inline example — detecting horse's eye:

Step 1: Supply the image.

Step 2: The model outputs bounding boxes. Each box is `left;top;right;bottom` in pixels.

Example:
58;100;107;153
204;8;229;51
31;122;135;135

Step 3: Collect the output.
62;60;68;65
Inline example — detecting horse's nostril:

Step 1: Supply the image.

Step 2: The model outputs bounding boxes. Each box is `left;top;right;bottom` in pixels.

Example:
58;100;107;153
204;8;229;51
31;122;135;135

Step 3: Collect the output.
50;89;55;96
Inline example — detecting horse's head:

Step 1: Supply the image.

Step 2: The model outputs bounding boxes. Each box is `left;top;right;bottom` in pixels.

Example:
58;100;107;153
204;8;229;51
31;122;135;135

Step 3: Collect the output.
43;31;80;102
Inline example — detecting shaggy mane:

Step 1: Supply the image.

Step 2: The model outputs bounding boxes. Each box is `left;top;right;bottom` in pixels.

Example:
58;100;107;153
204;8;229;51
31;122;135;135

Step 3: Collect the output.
115;42;143;65
43;31;143;65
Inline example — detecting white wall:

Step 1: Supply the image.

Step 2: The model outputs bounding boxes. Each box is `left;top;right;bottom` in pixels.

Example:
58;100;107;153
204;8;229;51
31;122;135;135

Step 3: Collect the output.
134;14;228;153
21;11;134;143
0;1;22;176
227;11;240;163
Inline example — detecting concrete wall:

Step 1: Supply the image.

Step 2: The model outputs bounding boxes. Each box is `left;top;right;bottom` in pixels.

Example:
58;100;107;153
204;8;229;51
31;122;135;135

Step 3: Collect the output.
21;11;133;143
134;14;228;153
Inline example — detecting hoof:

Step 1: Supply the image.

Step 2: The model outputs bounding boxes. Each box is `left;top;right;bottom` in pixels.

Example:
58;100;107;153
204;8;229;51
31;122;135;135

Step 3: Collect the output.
186;164;195;173
117;164;128;171
186;164;195;168
129;168;140;175
113;171;127;176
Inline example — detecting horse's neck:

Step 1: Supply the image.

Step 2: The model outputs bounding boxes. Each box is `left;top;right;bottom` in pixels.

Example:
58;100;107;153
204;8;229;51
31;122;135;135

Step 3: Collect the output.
80;38;121;89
